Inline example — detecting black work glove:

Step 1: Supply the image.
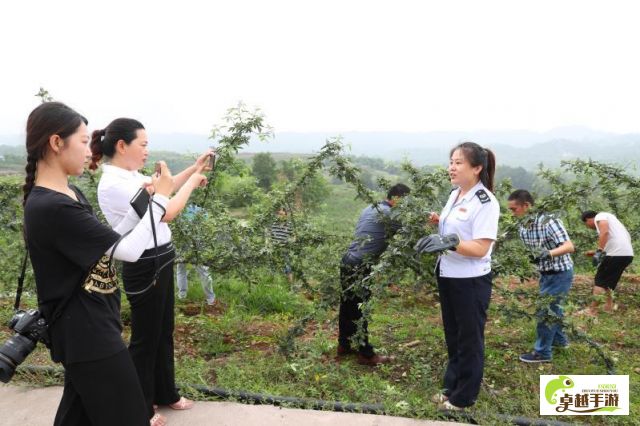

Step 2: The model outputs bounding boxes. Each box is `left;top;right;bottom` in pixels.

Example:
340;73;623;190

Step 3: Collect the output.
414;233;460;254
592;249;605;267
529;247;552;264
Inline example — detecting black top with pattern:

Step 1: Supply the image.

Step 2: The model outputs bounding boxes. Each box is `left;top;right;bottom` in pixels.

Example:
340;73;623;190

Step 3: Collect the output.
24;185;123;363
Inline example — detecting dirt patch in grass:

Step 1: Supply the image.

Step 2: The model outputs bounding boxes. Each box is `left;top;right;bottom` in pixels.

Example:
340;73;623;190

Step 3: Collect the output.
244;320;282;337
573;274;593;287
178;301;226;317
622;273;640;284
174;324;201;357
248;341;273;351
298;319;336;343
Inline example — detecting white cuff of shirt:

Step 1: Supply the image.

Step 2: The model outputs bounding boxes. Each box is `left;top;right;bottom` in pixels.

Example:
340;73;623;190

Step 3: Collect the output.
109;194;171;262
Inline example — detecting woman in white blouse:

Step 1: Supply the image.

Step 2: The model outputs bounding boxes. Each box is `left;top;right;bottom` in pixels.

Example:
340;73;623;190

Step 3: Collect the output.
419;142;499;412
89;118;211;425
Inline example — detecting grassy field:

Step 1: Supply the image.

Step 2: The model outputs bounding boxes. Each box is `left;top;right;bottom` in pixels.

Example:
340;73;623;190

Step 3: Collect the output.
1;184;639;425
3;272;638;425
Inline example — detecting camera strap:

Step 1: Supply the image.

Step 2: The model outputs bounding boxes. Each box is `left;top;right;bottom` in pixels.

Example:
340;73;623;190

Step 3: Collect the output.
149;196;161;278
14;253;29;311
107;195;174;296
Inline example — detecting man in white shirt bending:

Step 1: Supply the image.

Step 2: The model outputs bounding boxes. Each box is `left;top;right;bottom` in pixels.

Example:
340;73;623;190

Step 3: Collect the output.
580;211;634;315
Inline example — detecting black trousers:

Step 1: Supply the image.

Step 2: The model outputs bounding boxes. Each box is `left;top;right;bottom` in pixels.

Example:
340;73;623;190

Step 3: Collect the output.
437;270;492;408
55;348;148;426
338;254;375;357
123;244;180;418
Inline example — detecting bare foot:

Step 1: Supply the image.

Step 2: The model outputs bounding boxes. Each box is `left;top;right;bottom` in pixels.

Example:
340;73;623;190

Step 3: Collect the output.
150;413;166;426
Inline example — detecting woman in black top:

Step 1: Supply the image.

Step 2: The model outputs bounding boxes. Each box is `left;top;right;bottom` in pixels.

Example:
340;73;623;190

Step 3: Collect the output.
23;102;173;426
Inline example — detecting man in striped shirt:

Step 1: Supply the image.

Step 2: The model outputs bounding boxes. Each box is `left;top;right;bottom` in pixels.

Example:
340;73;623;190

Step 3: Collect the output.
507;190;575;363
271;208;294;282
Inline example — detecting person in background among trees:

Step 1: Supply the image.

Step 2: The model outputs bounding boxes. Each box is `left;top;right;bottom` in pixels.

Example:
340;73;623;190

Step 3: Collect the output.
23;102;174;426
579;210;634;316
416;142;499;412
176;204;216;305
90;118;211;424
270;207;294;283
507;190;574;363
337;183;411;366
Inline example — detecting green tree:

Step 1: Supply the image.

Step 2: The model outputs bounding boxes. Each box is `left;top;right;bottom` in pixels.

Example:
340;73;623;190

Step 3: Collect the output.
278;158;331;209
359;169;377;190
496;165;537;190
252;152;278;190
35;87;53;103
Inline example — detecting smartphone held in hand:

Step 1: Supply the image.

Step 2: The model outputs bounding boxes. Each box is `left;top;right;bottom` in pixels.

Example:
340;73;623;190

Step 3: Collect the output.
208;148;217;170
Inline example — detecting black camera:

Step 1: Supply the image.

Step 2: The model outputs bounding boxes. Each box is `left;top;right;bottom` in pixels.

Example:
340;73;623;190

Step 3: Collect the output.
0;309;49;383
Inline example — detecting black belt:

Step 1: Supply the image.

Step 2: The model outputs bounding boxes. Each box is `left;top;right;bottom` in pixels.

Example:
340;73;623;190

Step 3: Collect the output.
540;269;565;275
139;242;174;259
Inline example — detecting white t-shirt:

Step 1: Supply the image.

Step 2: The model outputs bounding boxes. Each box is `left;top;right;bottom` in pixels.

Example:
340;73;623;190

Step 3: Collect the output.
438;181;500;278
594;212;633;257
98;164;172;249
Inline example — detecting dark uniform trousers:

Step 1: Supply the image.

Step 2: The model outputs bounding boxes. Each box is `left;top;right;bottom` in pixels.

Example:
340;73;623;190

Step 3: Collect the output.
123;244;180;419
338;253;375;357
437;270;492;408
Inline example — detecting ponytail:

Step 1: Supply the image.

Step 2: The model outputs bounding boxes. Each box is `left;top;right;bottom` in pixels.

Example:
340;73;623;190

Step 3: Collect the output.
89;129;106;171
89;118;145;169
23;156;37;206
450;142;497;193
482;148;496;193
24;102;87;206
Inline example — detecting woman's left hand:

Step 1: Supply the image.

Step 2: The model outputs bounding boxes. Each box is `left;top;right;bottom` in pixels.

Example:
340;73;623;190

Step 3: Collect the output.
195;149;215;173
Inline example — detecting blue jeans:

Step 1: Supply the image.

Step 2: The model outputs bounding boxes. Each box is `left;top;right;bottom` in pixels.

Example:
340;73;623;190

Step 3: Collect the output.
176;262;215;304
283;253;292;275
534;269;573;358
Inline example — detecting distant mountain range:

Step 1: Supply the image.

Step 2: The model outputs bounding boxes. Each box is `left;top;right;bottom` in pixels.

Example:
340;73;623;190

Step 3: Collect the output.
2;127;639;169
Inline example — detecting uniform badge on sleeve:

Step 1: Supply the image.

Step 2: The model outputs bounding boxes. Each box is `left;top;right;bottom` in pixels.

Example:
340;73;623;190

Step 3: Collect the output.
475;189;491;204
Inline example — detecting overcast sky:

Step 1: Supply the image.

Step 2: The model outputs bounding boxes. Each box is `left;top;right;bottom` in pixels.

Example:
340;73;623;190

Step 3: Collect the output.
1;0;639;138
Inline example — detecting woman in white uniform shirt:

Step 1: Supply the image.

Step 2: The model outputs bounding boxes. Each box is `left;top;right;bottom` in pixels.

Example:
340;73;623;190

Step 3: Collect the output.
89;118;210;424
425;142;499;411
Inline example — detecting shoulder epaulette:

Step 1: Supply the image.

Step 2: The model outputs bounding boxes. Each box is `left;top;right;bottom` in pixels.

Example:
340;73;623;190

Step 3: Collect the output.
475;189;491;204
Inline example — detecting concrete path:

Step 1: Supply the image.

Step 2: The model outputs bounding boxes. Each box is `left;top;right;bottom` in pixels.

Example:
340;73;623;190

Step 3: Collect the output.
0;385;465;426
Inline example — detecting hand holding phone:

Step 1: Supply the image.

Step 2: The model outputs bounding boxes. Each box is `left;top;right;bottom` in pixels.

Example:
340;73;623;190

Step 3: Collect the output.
196;149;215;173
208;151;216;170
152;161;173;197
